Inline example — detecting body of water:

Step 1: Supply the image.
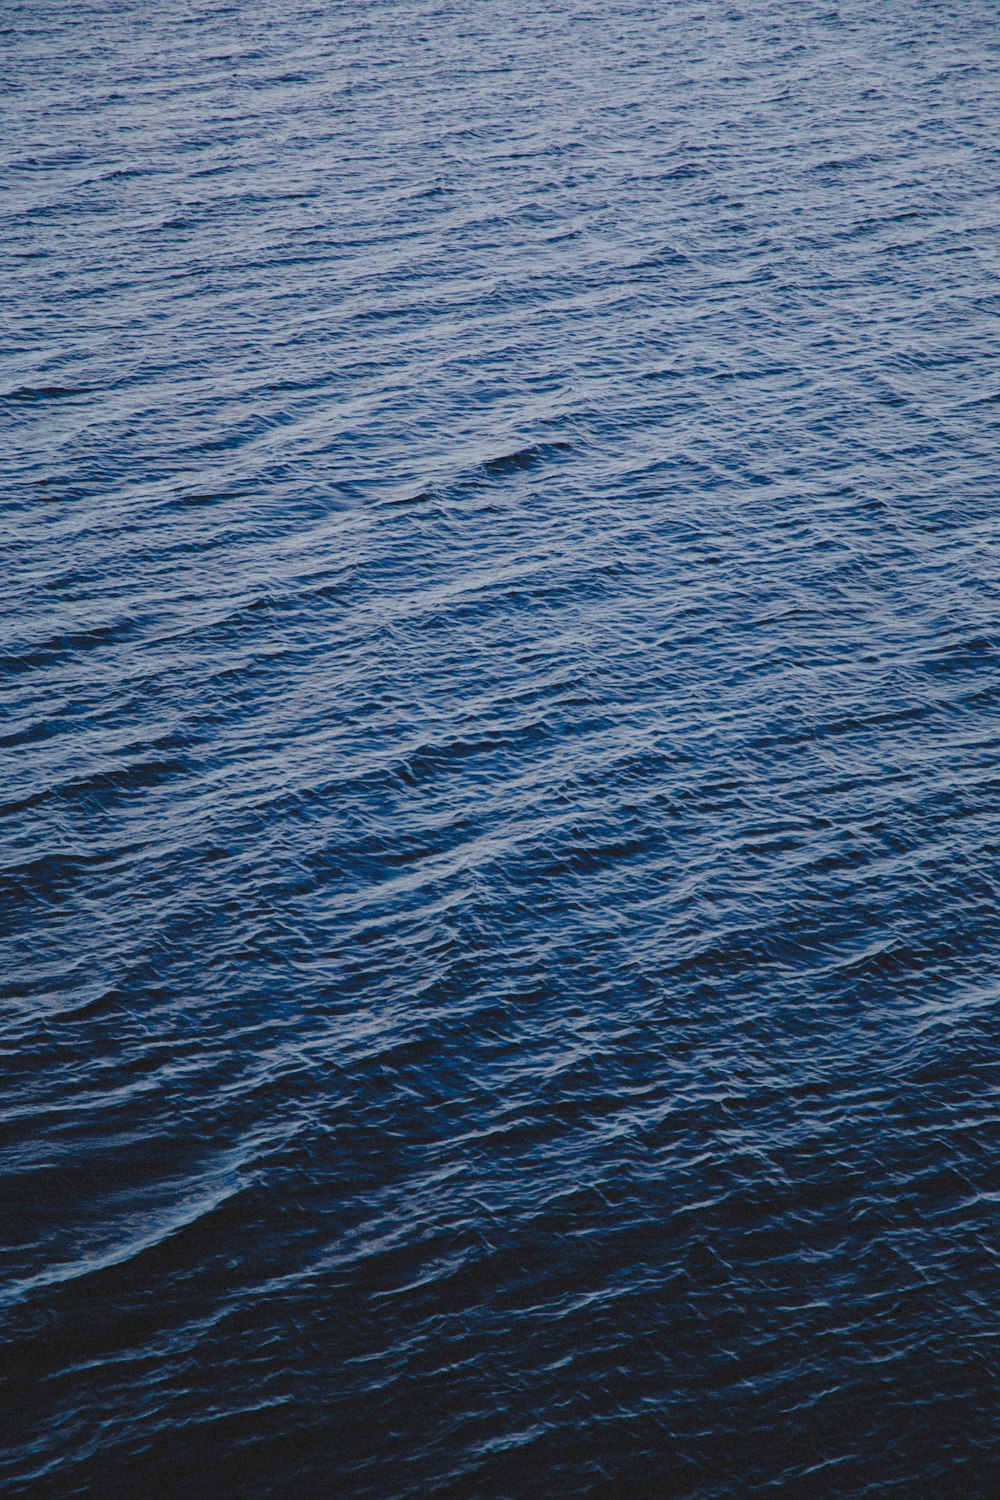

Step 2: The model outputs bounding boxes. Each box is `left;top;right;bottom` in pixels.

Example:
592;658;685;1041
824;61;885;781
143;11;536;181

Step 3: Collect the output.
4;1;1000;1494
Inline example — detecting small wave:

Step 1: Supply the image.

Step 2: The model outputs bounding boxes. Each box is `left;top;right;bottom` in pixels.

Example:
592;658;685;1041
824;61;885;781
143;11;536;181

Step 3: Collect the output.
1;758;189;820
379;441;572;509
0;1176;249;1314
477;441;571;478
630;243;692;270
2;384;94;403
0;618;141;676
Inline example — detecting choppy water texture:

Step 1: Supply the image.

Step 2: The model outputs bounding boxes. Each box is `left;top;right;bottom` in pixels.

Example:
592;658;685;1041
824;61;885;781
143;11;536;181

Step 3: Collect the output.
4;1;1000;1494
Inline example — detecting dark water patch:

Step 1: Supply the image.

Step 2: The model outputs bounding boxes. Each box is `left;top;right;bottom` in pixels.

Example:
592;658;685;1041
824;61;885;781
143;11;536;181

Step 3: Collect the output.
0;759;190;821
0;851;118;907
477;441;572;479
1;385;95;404
628;244;694;271
0;619;144;677
382;440;573;509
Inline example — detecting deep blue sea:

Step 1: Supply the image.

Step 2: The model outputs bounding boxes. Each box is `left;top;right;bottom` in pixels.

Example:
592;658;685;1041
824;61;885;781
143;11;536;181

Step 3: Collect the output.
4;1;1000;1494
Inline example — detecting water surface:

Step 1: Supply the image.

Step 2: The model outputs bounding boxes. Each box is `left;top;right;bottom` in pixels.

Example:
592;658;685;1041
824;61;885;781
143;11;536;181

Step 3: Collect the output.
4;1;1000;1494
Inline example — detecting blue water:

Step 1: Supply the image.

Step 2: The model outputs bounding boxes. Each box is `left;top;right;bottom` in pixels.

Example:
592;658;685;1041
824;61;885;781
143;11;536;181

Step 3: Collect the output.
4;1;1000;1494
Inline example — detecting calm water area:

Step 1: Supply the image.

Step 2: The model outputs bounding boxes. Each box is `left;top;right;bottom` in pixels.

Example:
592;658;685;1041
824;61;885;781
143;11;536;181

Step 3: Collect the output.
4;1;1000;1494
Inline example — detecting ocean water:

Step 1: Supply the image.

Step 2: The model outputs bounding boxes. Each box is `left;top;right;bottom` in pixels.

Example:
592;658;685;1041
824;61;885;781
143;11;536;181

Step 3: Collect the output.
4;1;1000;1494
